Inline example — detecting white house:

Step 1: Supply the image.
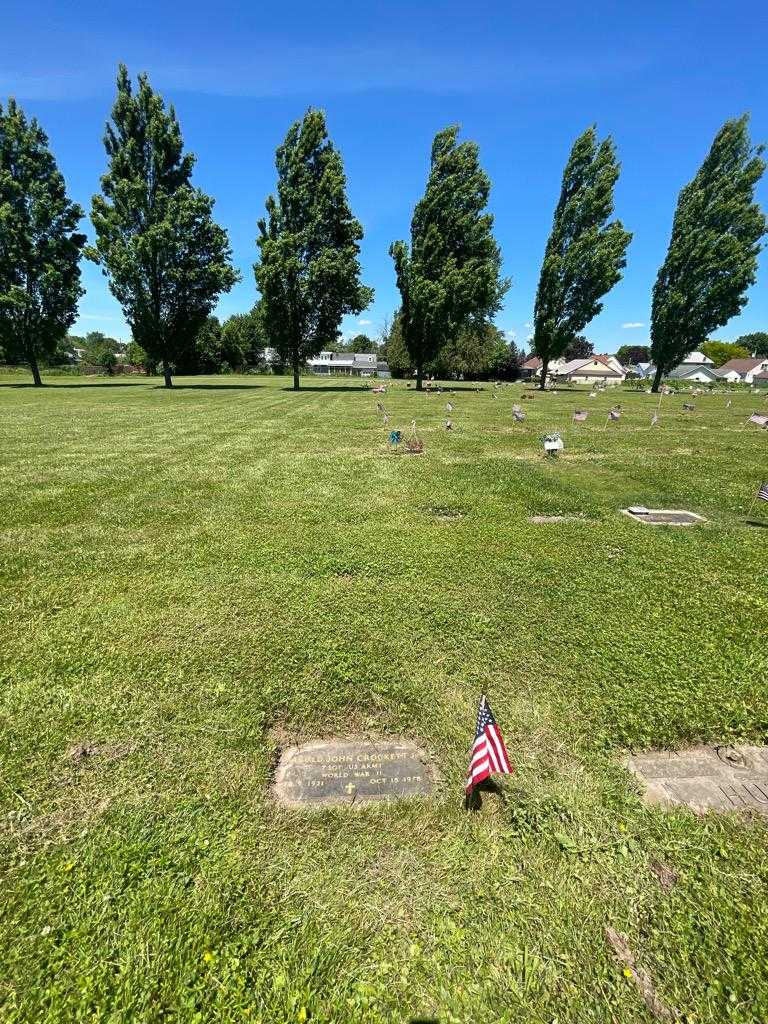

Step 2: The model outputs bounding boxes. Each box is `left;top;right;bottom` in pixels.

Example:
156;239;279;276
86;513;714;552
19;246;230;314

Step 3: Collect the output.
520;356;566;379
681;351;714;365
667;364;719;383
632;362;655;379
261;348;389;377
553;355;626;384
307;351;387;377
714;358;768;384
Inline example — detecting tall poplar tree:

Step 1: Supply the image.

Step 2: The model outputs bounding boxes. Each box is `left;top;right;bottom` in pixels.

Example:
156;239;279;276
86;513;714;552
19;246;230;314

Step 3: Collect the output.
0;99;85;386
650;116;766;392
532;127;631;389
390;126;507;390
89;65;238;388
255;109;372;391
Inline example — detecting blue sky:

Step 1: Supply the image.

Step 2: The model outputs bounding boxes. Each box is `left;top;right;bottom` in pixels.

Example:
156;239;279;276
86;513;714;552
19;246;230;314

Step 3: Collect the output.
3;0;767;352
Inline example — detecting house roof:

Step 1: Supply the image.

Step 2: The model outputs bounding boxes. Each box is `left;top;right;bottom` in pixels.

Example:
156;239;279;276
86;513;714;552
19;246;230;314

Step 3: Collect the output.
521;356;542;370
595;354;626;371
754;371;768;381
668;364;717;380
717;358;766;374
681;350;714;364
557;356;622;377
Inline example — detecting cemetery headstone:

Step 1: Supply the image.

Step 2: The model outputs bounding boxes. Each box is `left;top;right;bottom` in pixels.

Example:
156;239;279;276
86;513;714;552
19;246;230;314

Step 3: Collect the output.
543;432;563;455
273;738;434;807
622;507;705;526
627;744;768;815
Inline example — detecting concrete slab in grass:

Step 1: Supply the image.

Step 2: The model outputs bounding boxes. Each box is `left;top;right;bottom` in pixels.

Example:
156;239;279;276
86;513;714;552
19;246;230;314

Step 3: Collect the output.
622;507;705;526
626;745;768;815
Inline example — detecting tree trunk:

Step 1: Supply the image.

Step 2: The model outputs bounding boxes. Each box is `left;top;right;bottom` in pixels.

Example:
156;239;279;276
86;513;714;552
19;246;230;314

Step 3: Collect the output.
650;365;664;393
292;356;300;391
163;362;173;388
538;356;549;391
415;362;423;391
28;348;43;387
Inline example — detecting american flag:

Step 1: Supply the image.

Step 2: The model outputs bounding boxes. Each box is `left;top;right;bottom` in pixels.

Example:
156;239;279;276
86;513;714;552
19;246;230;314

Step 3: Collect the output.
758;481;768;503
466;695;513;794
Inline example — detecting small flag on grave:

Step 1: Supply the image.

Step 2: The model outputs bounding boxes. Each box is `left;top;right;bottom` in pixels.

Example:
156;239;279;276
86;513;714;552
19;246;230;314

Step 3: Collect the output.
609;407;622;421
376;401;385;414
746;480;768;522
465;694;513;795
446;402;453;413
651;413;659;426
405;420;424;454
726;399;732;408
572;410;588;423
445;419;453;431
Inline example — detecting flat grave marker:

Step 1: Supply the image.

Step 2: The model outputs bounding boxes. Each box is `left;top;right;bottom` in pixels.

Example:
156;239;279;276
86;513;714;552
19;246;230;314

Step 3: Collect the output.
273;738;434;808
622;507;705;526
627;744;768;815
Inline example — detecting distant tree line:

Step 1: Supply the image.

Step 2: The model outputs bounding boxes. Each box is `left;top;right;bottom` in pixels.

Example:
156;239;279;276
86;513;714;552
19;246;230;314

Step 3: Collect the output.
1;68;766;389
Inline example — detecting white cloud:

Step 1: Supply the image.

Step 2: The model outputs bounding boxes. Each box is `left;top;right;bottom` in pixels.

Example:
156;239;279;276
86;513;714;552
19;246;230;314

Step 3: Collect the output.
357;319;372;326
505;330;517;339
527;333;534;342
524;322;532;329
622;322;644;329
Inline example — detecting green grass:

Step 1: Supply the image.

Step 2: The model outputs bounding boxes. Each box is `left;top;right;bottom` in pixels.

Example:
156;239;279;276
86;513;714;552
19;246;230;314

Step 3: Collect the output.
1;373;767;1023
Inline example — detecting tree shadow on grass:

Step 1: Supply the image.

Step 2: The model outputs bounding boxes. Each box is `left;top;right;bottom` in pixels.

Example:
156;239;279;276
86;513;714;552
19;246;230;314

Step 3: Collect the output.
152;383;265;391
745;519;768;529
0;380;151;389
0;381;268;391
281;385;371;393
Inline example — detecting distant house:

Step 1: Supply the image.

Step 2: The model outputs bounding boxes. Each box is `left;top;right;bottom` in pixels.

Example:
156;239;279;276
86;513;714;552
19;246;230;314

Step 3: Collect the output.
714;357;768;384
662;351;716;382
667;364;719;383
672;351;714;365
261;348;389;377
553;355;626;384
754;372;768;389
632;362;655;379
600;354;628;377
307;351;388;377
520;356;565;380
520;356;543;379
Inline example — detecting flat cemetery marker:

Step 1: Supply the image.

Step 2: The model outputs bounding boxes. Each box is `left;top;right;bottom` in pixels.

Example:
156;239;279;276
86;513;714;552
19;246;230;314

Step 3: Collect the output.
622;506;705;526
273;738;434;808
627;745;768;815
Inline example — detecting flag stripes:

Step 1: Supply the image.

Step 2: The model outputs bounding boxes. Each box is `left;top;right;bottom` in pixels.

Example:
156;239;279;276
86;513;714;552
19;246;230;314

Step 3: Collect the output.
466;695;513;794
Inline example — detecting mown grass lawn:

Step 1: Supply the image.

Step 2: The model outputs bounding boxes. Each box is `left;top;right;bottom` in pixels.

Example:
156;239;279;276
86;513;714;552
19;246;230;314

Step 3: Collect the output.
1;373;767;1023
